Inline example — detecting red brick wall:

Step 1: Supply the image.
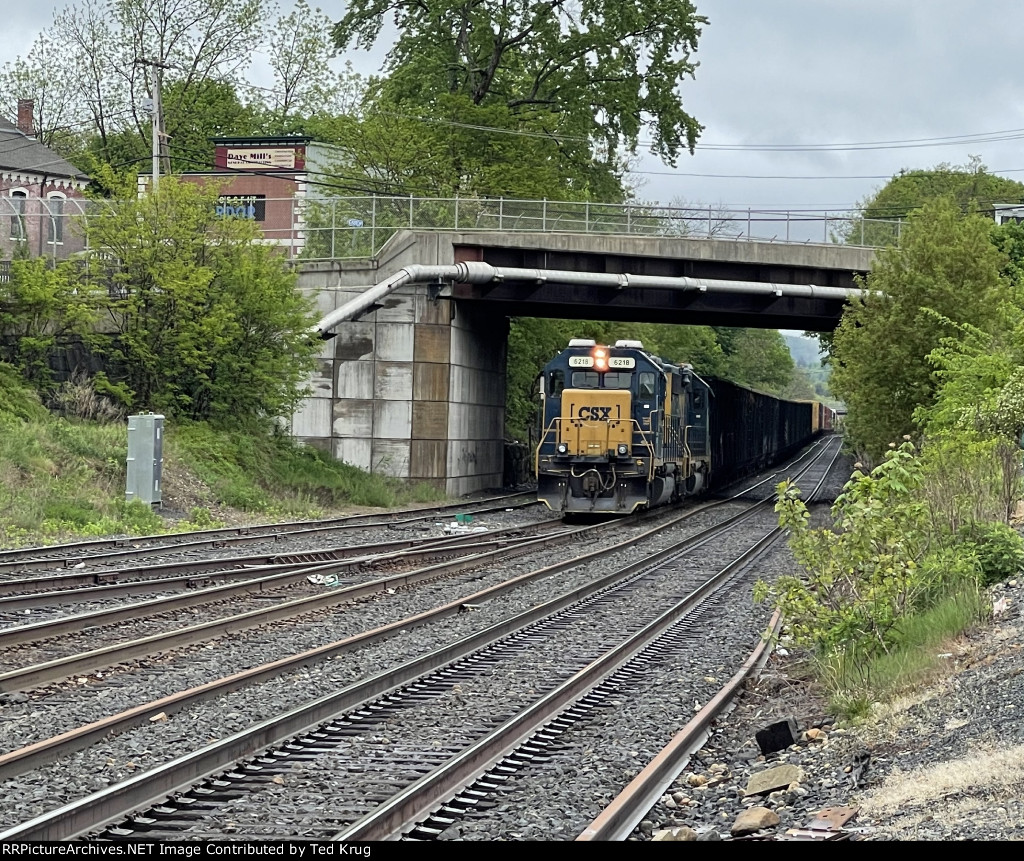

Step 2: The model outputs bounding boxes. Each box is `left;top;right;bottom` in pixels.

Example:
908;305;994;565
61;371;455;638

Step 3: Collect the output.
0;177;89;260
180;173;301;253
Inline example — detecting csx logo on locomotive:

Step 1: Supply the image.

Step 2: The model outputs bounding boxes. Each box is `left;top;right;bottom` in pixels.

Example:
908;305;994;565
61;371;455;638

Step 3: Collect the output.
576;405;618;420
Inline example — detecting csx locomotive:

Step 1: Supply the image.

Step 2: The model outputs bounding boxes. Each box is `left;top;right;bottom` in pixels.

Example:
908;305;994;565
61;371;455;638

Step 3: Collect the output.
535;339;826;515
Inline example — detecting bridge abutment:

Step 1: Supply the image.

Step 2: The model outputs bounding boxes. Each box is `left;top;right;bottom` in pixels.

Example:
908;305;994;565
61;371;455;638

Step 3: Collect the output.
292;245;509;497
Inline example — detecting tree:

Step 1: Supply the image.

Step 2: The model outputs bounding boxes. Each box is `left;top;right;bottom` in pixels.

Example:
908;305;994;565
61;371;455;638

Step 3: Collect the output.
843;157;1024;247
915;321;1024;529
829;196;1011;463
331;0;706;200
0;259;102;387
260;1;364;131
80;175;320;424
0;30;87;153
712;328;794;394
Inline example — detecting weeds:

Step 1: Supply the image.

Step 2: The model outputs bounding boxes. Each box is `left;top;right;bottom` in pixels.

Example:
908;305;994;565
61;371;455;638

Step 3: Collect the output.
0;373;449;545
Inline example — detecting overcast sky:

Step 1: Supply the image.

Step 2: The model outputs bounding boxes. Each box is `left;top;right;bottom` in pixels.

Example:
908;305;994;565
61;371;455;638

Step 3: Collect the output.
7;1;1024;217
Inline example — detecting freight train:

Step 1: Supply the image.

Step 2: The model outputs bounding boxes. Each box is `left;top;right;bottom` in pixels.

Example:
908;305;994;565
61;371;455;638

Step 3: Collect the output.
534;338;830;515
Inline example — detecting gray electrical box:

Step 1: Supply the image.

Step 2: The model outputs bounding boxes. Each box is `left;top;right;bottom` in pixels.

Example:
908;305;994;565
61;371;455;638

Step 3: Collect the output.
126;413;164;505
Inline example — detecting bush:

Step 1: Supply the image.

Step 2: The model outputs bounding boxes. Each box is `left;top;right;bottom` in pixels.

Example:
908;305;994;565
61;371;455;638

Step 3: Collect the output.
964;521;1024;585
48;371;126;423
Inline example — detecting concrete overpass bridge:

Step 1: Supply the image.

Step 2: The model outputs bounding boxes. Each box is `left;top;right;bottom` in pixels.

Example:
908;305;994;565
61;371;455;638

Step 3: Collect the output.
291;230;875;495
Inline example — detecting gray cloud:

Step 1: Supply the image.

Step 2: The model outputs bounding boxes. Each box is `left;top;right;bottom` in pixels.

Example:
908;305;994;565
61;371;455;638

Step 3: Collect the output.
5;0;1024;215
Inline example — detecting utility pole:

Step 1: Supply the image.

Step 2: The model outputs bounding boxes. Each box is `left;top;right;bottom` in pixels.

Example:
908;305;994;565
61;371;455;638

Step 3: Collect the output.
139;58;171;192
151;63;160;191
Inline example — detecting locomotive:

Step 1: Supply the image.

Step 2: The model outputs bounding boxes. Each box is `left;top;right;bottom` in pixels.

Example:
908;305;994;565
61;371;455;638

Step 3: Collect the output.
534;338;824;515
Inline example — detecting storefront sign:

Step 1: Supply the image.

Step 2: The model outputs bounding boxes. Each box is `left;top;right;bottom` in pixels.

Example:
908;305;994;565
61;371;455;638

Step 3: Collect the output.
216;194;266;221
225;148;296;170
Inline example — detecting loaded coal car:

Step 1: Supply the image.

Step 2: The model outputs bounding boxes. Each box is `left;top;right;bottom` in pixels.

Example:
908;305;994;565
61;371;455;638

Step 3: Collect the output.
534;338;815;515
708;379;813;490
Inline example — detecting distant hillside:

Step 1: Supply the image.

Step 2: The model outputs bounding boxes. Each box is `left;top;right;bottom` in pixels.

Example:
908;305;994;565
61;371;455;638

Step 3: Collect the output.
782;332;842;406
783;333;826;367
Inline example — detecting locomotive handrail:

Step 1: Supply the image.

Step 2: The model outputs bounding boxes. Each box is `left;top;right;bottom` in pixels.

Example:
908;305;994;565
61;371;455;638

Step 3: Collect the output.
535;417;657;481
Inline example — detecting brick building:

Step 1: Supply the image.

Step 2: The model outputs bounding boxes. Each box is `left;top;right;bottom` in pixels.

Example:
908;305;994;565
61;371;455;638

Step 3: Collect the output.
162;135;343;257
0;100;91;261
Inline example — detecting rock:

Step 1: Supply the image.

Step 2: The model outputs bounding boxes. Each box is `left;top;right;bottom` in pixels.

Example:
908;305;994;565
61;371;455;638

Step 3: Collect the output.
755;718;798;755
731;806;781;836
745;764;805;796
651;826;698;841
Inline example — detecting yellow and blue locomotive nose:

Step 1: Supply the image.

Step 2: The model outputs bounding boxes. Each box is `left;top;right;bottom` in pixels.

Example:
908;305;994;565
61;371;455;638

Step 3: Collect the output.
558;389;633;456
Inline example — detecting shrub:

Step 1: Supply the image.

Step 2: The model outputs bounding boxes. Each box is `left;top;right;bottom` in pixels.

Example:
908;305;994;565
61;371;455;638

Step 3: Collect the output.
963;521;1024;585
48;371;126;423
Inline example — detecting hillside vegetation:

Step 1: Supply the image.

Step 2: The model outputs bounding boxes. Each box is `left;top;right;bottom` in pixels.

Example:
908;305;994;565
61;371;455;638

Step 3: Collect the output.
0;365;442;548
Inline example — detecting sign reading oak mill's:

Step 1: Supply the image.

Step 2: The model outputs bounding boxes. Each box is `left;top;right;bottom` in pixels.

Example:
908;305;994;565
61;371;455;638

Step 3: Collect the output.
225;147;297;170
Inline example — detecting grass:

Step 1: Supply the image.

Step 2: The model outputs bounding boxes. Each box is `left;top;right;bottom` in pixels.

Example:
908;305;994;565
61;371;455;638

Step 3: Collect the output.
0;365;447;547
819;588;990;721
168;421;446;515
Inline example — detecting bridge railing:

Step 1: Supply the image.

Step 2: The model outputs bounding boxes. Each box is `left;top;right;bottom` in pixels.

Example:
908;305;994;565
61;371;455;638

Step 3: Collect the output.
0;193;905;263
301;195;904;259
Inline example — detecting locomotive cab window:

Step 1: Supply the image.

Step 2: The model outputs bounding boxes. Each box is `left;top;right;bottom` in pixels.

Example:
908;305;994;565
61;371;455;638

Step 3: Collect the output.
638;373;656;398
603;372;632;389
548;370;565;397
571;371;600;388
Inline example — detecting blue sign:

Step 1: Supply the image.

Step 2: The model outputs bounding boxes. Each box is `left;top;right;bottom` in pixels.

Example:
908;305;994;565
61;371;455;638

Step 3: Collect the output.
347;218;364;227
216;194;266;221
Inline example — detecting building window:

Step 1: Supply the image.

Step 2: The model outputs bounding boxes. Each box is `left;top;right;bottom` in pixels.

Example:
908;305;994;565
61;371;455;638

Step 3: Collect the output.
46;194;64;244
10;191;26;240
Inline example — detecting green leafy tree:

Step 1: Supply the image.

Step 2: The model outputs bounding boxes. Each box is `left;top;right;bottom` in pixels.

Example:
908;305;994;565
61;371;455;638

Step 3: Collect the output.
331;0;706;200
829;196;1010;463
843;157;1024;247
0;259;102;388
259;1;364;131
915;310;1024;527
80;175;319;424
713;327;794;394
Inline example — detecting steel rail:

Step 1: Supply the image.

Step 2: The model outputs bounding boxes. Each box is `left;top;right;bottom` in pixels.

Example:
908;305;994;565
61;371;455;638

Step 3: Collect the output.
0;492;538;572
575;440;841;841
340;441;842;840
334;528;790;841
0;487;774;780
576;610;784;840
0;518;568;608
0;462;801;675
0;523;599;690
0;450;826;838
0;493;778;840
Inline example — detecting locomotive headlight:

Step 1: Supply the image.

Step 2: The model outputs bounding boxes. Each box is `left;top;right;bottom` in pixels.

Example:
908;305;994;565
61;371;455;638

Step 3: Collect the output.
594;347;608;371
617;443;629;456
556;442;568;454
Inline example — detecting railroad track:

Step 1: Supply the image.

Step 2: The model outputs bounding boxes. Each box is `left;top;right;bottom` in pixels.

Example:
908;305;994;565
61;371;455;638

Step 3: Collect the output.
0;491;539;576
0;454;815;687
0;435;844;840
